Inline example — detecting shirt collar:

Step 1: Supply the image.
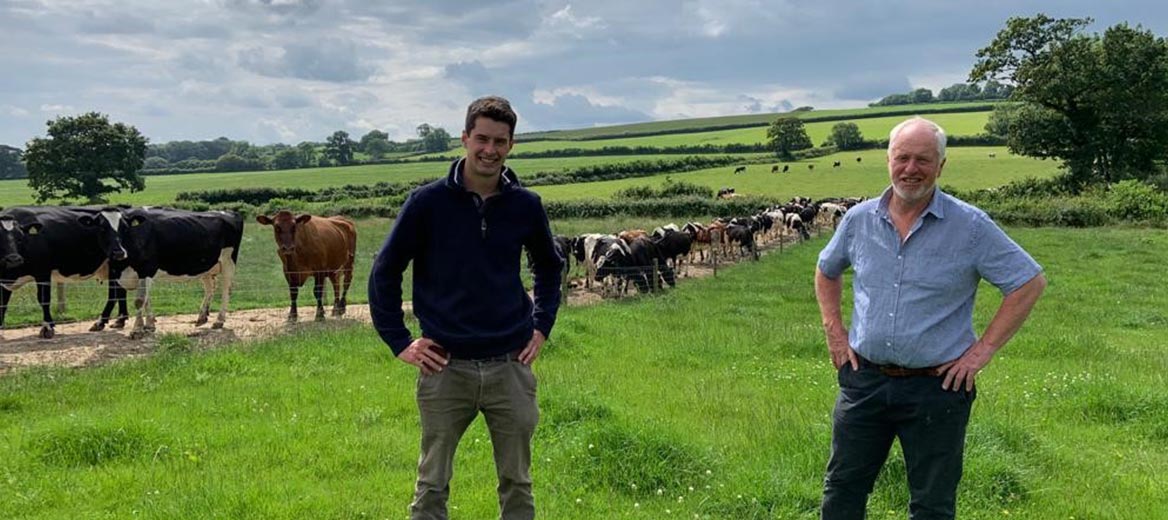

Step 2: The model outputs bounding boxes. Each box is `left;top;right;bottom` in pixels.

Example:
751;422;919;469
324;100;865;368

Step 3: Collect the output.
873;186;946;219
453;158;514;190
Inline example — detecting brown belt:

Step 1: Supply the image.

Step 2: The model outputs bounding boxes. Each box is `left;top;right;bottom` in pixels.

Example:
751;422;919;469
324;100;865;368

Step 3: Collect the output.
876;364;940;377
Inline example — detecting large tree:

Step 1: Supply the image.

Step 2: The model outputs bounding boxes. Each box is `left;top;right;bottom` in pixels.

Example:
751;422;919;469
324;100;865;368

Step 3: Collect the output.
23;112;147;203
324;130;355;165
970;15;1168;186
359;129;392;160
416;124;452;153
824;122;865;151
767;117;813;160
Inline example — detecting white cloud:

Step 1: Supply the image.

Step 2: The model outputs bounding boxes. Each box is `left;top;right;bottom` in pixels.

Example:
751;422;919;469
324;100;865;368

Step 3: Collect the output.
1;0;1167;146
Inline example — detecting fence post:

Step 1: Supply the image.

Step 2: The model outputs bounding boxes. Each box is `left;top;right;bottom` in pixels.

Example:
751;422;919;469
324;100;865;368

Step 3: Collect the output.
651;262;660;292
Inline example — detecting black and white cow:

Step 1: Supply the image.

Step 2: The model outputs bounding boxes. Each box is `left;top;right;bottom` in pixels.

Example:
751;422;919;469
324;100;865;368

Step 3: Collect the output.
651;227;693;276
115;207;244;338
724;223;756;259
594;237;674;294
0;206;130;338
573;233;619;290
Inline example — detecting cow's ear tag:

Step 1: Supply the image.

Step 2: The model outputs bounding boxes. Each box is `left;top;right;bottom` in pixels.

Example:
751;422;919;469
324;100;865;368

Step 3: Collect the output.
27;227;39;235
131;220;141;227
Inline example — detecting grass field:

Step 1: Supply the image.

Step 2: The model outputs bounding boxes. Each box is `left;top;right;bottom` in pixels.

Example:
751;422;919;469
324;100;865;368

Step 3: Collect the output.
0;154;759;208
1;227;1164;519
510;112;992;154
533;147;1059;201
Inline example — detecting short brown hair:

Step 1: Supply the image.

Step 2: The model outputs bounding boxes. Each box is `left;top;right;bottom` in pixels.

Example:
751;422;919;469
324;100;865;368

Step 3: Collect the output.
465;96;518;138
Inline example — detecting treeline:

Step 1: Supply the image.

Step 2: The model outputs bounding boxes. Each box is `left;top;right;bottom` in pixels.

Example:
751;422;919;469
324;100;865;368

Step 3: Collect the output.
870;81;1013;107
140;126;455;175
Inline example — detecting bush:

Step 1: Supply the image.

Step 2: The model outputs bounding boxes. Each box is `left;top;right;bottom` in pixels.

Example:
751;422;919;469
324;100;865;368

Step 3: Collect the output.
1104;180;1168;221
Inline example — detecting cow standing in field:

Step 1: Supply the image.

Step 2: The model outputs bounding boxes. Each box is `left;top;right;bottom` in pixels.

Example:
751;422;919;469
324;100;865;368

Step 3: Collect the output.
782;164;790;173
594;237;674;294
257;211;357;323
116;207;244;338
652;227;693;277
0;206;130;338
733;166;746;174
574;233;618;289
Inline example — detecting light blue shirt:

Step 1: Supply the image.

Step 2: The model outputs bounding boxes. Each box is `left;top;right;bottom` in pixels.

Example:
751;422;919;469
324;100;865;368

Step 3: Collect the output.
817;187;1043;368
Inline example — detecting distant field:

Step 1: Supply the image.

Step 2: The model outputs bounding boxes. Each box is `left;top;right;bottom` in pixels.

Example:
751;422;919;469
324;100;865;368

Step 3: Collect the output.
518;102;995;141
532;147;1058;201
510;112;992;154
0;155;757;207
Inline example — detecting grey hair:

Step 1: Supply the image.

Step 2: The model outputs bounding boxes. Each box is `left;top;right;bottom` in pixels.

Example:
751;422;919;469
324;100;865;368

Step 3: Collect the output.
888;117;947;160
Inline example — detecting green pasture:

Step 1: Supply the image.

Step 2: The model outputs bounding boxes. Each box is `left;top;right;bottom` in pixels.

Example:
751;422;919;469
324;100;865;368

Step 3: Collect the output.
0;155;756;208
533;147;1058;201
1;227;1165;519
510;112;992;154
518;102;994;141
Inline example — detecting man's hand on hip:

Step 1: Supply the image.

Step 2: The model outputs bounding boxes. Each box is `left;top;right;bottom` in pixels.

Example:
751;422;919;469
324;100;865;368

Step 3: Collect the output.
826;326;858;371
938;340;993;392
398;338;449;375
519;330;546;365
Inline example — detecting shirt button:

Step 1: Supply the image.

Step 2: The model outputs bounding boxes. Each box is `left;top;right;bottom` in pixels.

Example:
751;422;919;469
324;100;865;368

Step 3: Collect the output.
897;255;903;260
888;313;894;317
886;342;892;346
894;283;899;287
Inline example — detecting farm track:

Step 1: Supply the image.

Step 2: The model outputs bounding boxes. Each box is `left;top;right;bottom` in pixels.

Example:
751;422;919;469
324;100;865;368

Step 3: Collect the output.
0;230;814;374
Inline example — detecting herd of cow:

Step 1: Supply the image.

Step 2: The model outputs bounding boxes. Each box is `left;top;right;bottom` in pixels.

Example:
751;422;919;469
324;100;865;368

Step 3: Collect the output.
0;196;861;341
550;196;862;296
0;206;355;340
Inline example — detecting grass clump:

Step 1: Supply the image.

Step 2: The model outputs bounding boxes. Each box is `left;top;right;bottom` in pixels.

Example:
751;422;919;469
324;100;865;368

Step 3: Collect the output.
30;424;168;467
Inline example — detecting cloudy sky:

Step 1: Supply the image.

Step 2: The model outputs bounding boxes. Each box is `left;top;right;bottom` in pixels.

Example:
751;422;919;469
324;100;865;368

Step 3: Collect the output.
2;0;1166;147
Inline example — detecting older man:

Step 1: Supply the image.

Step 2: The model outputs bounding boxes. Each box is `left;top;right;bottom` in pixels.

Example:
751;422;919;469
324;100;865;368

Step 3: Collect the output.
815;117;1046;519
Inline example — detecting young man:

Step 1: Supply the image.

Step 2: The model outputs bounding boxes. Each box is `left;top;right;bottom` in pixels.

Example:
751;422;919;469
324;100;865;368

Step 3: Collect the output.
815;117;1047;519
369;96;564;520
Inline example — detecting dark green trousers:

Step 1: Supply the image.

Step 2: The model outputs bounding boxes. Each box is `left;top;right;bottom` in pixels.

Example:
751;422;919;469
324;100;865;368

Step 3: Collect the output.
822;362;976;520
410;356;539;520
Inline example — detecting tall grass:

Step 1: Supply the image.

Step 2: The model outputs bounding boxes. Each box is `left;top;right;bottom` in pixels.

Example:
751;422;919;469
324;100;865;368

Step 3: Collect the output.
1;227;1165;519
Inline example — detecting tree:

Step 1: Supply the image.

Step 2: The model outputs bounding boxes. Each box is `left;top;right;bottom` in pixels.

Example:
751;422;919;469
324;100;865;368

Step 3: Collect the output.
767;117;813;160
359;129;392;160
23;112;147;203
910;88;934;104
970;15;1168;185
824;122;865;150
416;124;452;153
296;141;318;166
324;130;355;165
271;148;304;170
0;145;28;179
215;153;263;172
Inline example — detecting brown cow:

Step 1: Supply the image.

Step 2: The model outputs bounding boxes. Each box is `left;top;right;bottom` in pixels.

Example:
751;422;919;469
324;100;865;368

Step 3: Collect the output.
256;211;357;322
618;229;647;243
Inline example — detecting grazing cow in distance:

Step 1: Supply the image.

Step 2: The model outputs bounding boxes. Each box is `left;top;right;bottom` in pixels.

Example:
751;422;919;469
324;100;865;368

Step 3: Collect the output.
833;161;841;168
808;164;815;171
256;211;357;323
117;207;245;338
724;224;756;259
988;152;997;158
856;156;863;163
771;165;779;173
717;187;738;199
0;206;131;338
782;164;789;173
733;166;747;174
575;233;618;289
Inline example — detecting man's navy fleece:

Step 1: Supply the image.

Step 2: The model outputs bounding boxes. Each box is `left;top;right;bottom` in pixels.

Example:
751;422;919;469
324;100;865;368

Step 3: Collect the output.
369;158;564;358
